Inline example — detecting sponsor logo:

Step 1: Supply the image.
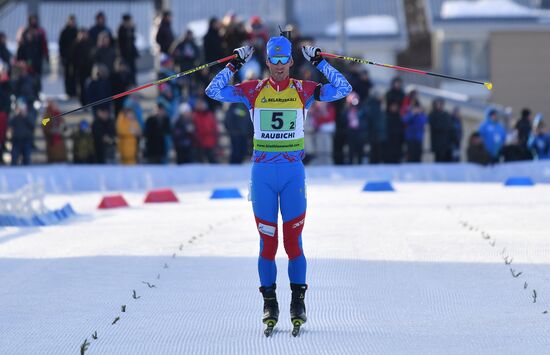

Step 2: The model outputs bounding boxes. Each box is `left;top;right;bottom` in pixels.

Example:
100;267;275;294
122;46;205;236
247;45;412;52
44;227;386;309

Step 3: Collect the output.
292;219;304;229
258;223;276;237
264;97;297;103
261;132;296;139
261;97;267;103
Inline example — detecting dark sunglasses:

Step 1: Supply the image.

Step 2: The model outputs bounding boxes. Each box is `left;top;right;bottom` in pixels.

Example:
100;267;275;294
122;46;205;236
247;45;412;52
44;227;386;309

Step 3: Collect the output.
268;56;290;65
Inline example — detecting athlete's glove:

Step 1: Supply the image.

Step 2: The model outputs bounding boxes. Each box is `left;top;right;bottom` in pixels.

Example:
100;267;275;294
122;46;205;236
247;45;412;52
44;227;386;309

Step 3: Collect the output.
228;46;255;71
302;46;323;67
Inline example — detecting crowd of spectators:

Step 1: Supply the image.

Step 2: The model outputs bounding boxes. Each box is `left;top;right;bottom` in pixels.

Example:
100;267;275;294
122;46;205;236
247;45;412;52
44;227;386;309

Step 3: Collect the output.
0;11;548;166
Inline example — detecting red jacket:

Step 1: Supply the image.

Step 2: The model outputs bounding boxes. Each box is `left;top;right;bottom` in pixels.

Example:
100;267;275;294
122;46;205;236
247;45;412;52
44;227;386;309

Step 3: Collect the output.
192;110;218;148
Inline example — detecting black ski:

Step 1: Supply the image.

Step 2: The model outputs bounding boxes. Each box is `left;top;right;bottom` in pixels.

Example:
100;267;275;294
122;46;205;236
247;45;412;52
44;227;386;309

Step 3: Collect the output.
264;319;276;337
291;319;304;337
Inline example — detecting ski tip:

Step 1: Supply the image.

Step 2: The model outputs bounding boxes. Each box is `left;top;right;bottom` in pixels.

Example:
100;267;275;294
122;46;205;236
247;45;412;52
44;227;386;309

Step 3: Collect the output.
42;117;50;126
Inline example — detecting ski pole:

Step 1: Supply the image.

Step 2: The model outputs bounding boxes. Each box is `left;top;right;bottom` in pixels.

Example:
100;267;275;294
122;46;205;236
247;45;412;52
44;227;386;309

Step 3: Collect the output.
319;52;493;91
42;54;237;126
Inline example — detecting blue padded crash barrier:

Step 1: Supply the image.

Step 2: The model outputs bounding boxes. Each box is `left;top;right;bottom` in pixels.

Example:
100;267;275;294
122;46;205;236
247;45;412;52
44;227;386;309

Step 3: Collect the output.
0;204;76;227
210;188;243;199
363;181;395;192
504;177;535;186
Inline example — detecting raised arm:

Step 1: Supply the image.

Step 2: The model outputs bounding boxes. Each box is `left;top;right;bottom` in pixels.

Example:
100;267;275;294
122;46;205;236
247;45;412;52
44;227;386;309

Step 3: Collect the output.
302;46;352;105
205;46;255;108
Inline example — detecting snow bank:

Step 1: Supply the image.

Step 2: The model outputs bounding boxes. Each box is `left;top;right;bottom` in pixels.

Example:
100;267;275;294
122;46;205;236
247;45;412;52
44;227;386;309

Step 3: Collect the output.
325;16;399;36
441;0;536;18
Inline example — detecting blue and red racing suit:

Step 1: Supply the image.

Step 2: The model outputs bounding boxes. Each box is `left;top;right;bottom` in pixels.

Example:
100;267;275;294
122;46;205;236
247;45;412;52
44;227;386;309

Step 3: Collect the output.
206;59;351;287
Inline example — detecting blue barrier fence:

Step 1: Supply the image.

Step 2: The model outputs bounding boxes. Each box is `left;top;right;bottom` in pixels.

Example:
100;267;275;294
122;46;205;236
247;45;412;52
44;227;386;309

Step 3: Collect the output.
0;204;76;227
0;161;549;193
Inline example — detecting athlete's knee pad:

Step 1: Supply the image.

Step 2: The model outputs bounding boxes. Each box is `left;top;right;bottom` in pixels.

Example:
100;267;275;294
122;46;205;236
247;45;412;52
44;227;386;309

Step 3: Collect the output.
255;216;278;260
283;213;306;260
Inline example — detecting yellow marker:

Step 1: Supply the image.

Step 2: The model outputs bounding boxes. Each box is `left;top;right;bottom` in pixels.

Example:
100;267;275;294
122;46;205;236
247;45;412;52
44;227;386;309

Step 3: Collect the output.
42;117;50;126
484;82;493;91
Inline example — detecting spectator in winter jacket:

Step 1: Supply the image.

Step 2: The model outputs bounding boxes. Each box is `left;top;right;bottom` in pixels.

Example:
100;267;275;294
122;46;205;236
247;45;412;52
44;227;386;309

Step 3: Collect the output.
72;28;94;105
116;107;141;164
384;101;404;163
92;32;116;75
86;64;112;115
478;108;506;163
155;11;174;55
365;91;387;164
0;32;11;72
88;11;113;47
343;92;367;165
9;100;34;165
117;14;139;85
17;14;48;90
42;100;68;163
12;61;39;110
385;77;405;113
170;30;200;72
247;16;269;65
172;103;196;164
309;101;336;165
224;102;252;164
170;30;200;97
221;13;247;58
0;62;10;164
515;108;532;147
111;58;133;116
72;120;95;164
528;119;550;160
450;107;463;162
400;89;418;117
467;132;491;165
192;98;218;164
58;15;78;97
92;107;116;164
349;66;373;103
403;100;427;163
144;103;171;164
428;98;455;162
513;108;534;160
123;95;144;130
157;55;180;106
203;17;225;63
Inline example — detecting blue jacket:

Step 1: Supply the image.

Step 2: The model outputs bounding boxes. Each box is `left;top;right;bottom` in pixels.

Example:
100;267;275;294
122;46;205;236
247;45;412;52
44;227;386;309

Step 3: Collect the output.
478;110;506;159
529;133;550;159
403;110;427;142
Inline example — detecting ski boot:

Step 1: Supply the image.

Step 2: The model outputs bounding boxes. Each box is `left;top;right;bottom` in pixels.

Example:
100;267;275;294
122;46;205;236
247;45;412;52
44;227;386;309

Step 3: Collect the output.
290;283;308;337
259;284;279;337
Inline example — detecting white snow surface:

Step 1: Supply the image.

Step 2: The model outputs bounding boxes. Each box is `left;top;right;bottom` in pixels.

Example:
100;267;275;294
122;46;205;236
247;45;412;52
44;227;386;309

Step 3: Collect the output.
325;16;399;36
1;182;550;354
441;0;537;18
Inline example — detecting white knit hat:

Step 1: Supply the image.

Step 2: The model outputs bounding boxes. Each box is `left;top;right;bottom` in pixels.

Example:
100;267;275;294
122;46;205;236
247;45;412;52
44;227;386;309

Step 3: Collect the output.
179;102;192;114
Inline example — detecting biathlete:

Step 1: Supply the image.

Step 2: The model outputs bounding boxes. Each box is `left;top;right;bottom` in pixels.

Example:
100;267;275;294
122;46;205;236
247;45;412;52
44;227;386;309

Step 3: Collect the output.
205;34;351;336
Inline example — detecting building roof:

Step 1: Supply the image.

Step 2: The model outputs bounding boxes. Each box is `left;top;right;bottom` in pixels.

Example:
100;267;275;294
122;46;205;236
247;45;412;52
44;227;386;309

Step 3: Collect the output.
295;0;406;39
425;0;550;29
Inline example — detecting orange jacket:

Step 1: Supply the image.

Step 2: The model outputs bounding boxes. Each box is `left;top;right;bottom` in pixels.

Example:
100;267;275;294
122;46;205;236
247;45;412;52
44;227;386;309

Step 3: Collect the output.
116;112;141;164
